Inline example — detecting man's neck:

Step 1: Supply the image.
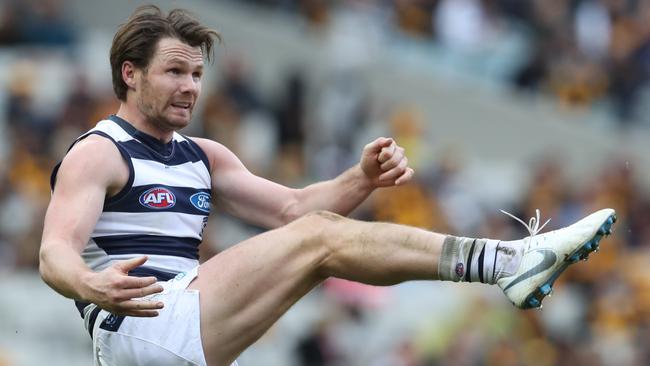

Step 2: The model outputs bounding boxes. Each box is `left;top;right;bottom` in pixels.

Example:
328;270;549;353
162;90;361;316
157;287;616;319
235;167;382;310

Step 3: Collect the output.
115;103;173;143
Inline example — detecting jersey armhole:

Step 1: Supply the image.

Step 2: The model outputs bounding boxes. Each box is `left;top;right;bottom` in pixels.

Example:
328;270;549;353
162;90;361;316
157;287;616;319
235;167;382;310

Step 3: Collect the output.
184;136;212;174
50;131;135;207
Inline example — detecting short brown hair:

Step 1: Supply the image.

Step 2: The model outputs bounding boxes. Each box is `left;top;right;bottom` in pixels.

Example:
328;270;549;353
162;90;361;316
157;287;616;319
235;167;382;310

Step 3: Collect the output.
110;5;221;101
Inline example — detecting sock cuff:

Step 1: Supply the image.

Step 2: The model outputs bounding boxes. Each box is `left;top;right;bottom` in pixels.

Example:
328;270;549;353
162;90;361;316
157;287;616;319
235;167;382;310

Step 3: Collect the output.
438;235;463;281
469;239;487;283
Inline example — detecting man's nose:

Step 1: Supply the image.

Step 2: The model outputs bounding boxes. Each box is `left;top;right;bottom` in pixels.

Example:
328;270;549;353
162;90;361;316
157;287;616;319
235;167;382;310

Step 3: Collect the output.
179;74;199;94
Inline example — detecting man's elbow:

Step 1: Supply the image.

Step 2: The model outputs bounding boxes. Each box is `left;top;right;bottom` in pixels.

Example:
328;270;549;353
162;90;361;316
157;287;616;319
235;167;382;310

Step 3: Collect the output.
280;199;303;226
38;245;53;285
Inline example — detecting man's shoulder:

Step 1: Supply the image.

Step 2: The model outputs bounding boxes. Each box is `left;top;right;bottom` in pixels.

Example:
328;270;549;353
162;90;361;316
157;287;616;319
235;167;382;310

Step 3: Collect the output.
63;134;124;169
56;133;129;189
71;133;120;153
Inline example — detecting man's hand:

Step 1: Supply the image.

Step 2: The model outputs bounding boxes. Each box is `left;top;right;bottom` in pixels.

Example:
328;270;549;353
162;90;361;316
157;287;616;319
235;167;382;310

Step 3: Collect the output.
82;256;165;317
360;137;414;187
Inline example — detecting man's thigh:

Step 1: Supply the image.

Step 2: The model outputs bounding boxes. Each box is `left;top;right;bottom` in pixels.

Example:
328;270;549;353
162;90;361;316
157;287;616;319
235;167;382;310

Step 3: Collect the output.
188;216;329;365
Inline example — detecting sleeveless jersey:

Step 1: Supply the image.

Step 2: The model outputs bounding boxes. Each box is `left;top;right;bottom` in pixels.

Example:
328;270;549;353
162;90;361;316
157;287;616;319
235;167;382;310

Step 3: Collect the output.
51;115;212;314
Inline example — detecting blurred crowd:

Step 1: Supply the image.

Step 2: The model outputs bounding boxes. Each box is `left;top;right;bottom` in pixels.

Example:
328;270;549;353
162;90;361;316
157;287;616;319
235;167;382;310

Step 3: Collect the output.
0;0;75;46
239;0;650;127
1;1;650;366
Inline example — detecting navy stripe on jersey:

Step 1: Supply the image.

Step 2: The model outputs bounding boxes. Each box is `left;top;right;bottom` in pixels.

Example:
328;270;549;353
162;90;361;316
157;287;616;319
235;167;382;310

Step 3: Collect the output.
103;185;210;214
93;235;200;259
128;266;178;281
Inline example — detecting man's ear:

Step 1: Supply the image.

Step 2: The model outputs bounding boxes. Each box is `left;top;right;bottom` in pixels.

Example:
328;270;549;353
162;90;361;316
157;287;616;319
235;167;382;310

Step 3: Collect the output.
121;61;137;89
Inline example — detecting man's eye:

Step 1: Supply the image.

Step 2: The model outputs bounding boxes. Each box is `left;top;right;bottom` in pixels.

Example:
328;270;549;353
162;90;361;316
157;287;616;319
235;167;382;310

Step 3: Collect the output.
168;68;181;75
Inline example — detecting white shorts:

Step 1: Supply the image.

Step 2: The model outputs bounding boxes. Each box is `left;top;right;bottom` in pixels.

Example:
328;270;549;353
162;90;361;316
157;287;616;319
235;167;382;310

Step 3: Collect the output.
83;267;238;366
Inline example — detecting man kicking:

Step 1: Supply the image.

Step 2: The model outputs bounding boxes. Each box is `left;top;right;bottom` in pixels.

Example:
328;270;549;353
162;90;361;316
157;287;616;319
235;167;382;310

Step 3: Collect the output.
39;5;616;366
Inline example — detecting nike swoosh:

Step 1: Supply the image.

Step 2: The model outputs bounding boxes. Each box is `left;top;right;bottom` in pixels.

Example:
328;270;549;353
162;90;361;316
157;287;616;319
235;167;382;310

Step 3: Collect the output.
503;249;557;291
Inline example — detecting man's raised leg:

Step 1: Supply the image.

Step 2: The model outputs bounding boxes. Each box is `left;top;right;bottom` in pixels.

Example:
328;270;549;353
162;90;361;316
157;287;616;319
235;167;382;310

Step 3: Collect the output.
188;208;617;365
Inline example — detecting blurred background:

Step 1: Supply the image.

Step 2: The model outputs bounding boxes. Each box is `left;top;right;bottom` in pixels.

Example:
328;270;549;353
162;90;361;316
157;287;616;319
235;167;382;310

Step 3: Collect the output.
1;0;650;365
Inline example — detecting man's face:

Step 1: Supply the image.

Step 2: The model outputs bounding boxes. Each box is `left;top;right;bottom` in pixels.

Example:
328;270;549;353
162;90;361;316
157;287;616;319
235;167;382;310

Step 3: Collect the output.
135;37;204;132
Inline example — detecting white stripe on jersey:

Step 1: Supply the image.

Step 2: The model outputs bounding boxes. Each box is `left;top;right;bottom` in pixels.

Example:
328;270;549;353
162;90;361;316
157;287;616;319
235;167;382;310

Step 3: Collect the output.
95;211;206;239
91;120;134;142
108;254;199;274
132;158;211;189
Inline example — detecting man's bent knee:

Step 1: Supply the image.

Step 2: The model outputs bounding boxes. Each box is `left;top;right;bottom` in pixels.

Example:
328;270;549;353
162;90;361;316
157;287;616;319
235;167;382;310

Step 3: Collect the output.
290;210;346;237
306;210;349;246
286;211;348;273
303;210;346;222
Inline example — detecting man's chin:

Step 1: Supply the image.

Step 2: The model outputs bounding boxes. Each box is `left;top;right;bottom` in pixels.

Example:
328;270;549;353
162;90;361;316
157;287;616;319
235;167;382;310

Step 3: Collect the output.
166;115;191;130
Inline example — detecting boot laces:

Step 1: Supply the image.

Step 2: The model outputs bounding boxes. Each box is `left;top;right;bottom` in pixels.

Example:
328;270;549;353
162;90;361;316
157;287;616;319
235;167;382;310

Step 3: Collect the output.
500;209;551;237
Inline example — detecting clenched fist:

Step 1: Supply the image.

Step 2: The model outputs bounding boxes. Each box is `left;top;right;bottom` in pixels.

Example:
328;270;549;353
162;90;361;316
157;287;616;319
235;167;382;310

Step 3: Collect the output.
360;137;414;188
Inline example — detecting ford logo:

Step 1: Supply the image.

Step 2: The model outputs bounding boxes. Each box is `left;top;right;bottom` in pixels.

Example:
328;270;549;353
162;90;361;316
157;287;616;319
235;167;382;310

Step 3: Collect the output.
190;192;211;213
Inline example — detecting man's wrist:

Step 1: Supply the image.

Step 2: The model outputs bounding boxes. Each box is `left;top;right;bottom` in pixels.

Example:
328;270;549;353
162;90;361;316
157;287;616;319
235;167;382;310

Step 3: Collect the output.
78;270;97;302
352;164;376;191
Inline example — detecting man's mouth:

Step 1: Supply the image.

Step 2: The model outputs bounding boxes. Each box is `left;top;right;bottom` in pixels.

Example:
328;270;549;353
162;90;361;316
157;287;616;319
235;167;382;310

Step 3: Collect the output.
171;102;191;110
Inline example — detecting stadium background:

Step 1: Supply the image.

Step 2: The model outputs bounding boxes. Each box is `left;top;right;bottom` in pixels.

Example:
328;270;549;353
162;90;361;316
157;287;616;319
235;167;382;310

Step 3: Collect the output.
1;0;649;365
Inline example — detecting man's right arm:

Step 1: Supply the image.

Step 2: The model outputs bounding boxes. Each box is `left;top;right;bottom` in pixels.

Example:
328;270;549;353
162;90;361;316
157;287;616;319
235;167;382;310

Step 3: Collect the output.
39;135;164;317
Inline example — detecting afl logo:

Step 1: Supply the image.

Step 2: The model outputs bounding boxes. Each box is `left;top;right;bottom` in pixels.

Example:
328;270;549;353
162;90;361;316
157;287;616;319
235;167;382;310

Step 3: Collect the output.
190;192;211;213
139;187;176;209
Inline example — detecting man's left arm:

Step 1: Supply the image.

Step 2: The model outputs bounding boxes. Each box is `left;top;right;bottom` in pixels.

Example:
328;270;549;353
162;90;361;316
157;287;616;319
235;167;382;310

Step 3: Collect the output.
291;137;414;218
192;137;413;229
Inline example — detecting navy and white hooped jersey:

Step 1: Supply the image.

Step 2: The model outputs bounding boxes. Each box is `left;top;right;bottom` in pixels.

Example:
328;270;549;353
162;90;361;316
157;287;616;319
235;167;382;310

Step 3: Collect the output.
51;115;212;313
